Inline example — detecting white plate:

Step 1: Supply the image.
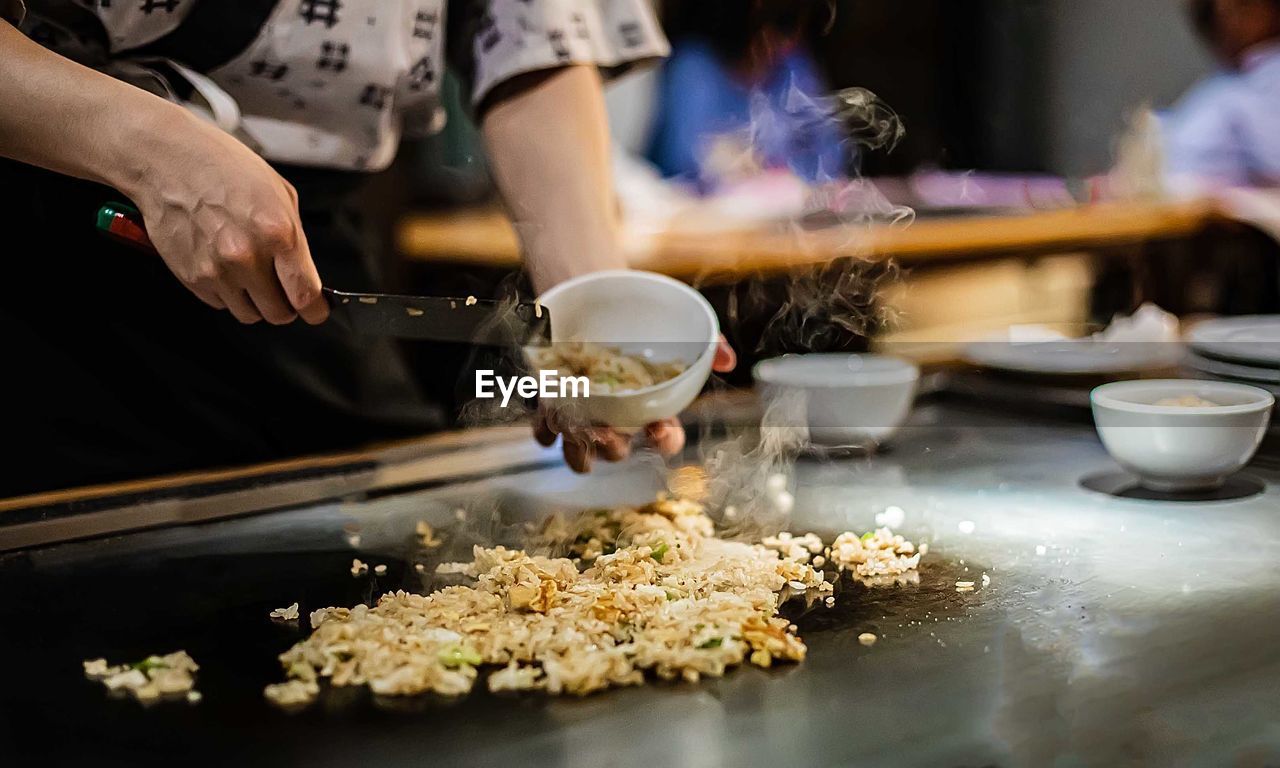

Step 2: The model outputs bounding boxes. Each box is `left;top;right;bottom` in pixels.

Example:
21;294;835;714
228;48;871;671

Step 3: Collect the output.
1187;316;1280;367
963;339;1182;376
1194;371;1280;398
1184;350;1280;384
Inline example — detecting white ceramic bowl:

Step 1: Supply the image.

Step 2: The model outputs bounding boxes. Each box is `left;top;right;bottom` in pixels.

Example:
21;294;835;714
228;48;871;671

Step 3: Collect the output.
536;270;719;428
753;354;920;448
1091;379;1274;491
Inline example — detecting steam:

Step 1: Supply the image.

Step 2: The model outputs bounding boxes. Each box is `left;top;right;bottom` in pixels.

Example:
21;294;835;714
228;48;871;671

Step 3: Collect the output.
455;276;540;427
697;387;810;539
688;82;913;539
451;75;915;542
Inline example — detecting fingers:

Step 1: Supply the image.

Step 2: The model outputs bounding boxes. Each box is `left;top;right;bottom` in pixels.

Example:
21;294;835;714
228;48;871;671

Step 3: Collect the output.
189;283;226;310
533;410;558;447
645;418;686;457
201;208;321;326
533;410;633;473
534;407;684;472
219;288;263;324
713;336;737;373
240;259;297;325
215;255;293;326
273;225;329;325
593;428;632;463
562;432;595;473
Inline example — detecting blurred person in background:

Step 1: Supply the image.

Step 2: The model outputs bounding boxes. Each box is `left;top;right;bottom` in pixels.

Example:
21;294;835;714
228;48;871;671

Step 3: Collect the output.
645;0;847;190
1161;0;1280;187
0;0;729;495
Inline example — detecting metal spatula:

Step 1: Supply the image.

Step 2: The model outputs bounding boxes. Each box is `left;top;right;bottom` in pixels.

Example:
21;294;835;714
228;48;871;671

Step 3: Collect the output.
96;203;550;346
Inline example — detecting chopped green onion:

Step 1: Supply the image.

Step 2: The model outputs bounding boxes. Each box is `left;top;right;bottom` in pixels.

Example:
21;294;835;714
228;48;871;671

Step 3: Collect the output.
131;657;165;673
861;531;876;542
698;638;723;649
438;644;483;668
651;542;669;563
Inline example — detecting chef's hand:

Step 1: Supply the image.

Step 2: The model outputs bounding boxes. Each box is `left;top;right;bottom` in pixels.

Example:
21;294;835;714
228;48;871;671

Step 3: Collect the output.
533;338;737;473
124;111;329;325
0;23;324;325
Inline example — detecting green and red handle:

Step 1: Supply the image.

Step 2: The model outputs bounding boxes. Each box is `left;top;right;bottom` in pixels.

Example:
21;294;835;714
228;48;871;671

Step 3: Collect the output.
96;202;155;253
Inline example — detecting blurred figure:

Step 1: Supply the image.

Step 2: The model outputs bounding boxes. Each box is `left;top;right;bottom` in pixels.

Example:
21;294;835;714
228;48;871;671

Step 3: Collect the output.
646;0;846;189
1162;0;1280;187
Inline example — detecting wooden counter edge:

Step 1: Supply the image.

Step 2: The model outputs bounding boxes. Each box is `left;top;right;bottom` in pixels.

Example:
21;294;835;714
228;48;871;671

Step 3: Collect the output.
0;423;540;515
397;198;1226;281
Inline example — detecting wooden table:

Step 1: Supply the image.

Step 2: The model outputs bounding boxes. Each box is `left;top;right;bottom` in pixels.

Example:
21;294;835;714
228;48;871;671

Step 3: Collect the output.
398;198;1226;282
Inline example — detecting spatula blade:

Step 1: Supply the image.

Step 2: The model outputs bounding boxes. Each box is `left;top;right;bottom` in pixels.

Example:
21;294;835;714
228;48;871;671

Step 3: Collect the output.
323;288;549;346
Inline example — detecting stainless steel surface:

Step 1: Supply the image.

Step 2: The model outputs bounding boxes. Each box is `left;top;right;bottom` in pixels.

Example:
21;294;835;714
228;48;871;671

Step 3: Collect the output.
2;403;1278;766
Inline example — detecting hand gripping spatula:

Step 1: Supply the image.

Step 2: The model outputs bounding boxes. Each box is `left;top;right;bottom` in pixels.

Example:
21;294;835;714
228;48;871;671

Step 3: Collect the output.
96;203;550;346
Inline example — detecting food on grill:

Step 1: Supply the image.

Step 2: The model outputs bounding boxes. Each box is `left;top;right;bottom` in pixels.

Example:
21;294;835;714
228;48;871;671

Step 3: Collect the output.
83;651;199;703
525;341;688;394
828;529;923;580
270;603;300;621
416;521;443;548
1154;395;1220;408
262;497;924;707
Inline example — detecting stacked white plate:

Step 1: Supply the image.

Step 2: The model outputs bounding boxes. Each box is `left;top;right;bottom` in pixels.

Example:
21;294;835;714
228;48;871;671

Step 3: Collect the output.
1185;316;1280;396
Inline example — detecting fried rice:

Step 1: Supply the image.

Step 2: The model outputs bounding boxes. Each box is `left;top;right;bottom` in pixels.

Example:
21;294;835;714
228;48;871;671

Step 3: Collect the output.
83;651;199;703
525;341;688;394
264;497;921;707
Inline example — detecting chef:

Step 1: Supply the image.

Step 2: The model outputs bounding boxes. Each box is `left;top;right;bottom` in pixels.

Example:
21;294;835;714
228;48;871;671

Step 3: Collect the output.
0;0;731;495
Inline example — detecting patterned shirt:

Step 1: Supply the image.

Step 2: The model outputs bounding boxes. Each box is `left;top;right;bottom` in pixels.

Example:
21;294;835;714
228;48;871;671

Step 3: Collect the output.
2;0;668;171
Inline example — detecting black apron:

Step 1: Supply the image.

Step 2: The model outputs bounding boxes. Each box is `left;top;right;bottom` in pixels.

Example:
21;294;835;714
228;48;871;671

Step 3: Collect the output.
0;3;460;494
0;3;444;496
0;161;444;497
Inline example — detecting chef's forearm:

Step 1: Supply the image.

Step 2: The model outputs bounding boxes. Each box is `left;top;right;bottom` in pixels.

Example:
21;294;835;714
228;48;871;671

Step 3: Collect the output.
0;20;188;197
480;65;626;294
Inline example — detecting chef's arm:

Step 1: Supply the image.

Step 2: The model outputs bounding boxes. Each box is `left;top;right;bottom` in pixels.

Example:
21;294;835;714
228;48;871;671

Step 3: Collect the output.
0;20;327;324
479;64;735;472
0;20;165;192
480;65;626;294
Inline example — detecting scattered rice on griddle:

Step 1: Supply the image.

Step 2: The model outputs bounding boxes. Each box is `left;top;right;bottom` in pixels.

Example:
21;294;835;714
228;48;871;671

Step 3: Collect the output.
270;603;301;621
263;497;922;706
83;651;199;703
828;529;922;579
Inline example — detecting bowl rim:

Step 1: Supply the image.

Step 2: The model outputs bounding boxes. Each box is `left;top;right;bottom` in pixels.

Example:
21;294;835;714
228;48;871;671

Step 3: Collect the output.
536;269;719;400
1091;379;1275;416
753;353;921;389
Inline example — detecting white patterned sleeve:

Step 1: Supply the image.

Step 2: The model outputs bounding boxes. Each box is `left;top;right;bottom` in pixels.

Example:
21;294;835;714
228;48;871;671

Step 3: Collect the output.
1;0;24;24
469;0;669;107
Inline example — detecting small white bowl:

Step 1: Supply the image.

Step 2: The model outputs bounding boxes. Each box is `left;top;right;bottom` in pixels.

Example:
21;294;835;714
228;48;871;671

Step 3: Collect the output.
536;270;719;428
754;354;920;449
1091;379;1274;491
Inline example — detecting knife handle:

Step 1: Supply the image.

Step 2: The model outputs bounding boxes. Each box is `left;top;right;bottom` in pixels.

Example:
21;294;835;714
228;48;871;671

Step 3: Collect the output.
96;202;157;254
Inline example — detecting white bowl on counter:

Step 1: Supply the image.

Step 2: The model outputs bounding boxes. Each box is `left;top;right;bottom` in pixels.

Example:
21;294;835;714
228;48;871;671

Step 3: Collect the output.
1091;379;1274;492
753;354;920;449
535;270;719;428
